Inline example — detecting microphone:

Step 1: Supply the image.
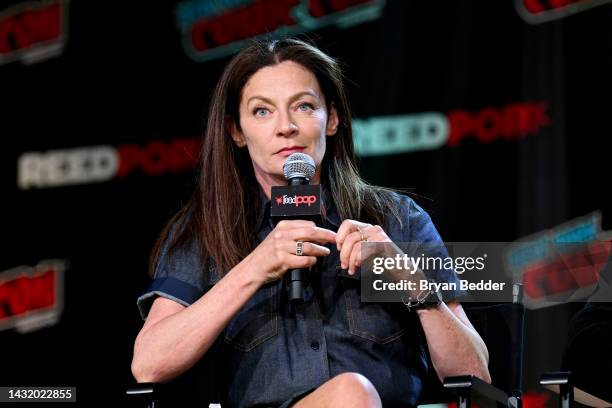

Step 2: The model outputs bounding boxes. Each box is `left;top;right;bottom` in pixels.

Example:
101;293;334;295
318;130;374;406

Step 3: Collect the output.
270;153;322;304
283;152;315;186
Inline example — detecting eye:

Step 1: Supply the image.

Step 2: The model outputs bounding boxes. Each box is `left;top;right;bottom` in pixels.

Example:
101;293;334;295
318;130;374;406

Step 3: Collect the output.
253;107;269;117
297;102;314;112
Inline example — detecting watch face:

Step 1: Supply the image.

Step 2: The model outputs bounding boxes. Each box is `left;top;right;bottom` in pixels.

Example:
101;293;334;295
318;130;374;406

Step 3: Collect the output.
432;288;443;305
404;288;442;311
420;288;442;308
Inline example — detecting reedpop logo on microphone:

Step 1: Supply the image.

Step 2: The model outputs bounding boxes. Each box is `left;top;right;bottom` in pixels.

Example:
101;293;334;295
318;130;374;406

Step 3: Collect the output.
275;194;318;207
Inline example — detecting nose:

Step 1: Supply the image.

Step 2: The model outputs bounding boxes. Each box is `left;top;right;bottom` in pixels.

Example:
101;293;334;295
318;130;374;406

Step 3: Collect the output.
276;110;298;137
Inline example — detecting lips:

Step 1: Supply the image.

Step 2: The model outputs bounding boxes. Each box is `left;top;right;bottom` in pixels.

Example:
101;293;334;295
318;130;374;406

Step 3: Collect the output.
276;146;305;155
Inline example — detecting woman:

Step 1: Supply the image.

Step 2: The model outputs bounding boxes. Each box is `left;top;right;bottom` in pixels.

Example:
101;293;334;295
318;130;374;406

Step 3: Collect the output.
131;38;490;408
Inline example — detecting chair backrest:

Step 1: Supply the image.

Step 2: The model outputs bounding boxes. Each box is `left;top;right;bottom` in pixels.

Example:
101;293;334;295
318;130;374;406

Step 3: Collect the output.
419;299;525;406
464;302;525;399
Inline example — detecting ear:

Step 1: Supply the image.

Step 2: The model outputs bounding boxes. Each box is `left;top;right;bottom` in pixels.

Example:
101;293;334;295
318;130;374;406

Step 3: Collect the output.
229;120;247;147
326;104;339;136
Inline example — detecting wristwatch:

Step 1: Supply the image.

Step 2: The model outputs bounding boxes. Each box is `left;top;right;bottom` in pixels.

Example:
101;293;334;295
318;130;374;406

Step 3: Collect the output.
402;280;443;311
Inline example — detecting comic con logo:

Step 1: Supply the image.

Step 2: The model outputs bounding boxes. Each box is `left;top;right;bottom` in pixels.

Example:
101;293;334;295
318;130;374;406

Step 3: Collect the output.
0;0;69;66
176;0;385;62
276;194;317;207
504;212;612;309
0;260;66;333
515;0;612;24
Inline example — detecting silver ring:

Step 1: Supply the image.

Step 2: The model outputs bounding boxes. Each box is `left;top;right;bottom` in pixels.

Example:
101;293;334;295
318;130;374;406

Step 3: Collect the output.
296;241;304;256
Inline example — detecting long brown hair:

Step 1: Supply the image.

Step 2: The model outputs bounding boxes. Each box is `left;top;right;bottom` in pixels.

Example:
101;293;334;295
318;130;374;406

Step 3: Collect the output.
150;38;402;276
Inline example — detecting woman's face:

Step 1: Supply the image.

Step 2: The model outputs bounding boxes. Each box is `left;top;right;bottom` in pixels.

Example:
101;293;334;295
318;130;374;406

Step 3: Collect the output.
231;60;338;189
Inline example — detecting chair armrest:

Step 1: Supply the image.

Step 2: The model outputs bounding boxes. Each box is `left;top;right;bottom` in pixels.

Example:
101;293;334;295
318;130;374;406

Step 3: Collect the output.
540;372;573;408
444;375;520;408
540;371;571;386
540;371;612;408
126;382;160;400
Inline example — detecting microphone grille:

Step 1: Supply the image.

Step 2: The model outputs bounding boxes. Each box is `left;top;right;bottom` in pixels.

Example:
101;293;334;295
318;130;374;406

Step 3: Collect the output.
283;152;316;181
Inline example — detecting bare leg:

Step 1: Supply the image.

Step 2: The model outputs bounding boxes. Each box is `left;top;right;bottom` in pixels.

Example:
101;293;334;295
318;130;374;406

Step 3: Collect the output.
292;372;382;408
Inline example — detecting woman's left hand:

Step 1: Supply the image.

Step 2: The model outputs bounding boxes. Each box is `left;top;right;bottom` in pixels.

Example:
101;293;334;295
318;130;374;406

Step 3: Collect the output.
336;220;393;275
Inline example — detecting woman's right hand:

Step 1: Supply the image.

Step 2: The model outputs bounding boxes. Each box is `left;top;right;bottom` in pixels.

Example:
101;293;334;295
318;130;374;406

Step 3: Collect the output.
249;220;337;283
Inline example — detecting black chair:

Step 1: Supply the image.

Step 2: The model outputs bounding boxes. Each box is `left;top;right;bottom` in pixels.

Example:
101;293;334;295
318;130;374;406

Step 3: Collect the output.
127;285;526;408
434;284;525;408
540;371;612;408
541;261;612;408
127;341;221;408
126;374;215;408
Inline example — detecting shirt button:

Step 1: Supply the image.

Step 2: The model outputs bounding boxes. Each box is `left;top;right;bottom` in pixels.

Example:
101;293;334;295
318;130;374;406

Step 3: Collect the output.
310;341;320;351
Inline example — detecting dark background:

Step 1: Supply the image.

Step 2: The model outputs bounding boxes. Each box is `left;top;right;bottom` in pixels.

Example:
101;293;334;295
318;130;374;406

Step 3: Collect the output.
1;0;611;405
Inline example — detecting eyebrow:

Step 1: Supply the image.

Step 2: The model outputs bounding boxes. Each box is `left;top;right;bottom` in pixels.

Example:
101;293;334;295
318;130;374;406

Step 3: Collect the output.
246;91;320;106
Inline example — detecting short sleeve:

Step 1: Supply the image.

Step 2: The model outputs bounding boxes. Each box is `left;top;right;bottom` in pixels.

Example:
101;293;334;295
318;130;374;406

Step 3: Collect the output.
136;228;219;320
404;197;444;245
394;193;464;302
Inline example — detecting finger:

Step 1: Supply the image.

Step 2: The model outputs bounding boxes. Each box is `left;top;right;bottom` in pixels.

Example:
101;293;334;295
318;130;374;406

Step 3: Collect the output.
288;241;331;257
348;241;362;275
358;240;378;263
336;220;369;250
289;226;337;244
336;220;358;250
276;220;316;230
340;230;362;269
287;255;318;269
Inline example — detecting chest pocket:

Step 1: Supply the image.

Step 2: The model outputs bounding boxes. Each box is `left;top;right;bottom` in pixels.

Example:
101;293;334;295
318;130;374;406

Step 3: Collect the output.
340;273;411;344
223;282;280;352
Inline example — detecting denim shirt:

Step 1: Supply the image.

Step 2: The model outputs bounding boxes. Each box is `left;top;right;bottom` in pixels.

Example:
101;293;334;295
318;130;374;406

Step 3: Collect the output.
137;192;460;408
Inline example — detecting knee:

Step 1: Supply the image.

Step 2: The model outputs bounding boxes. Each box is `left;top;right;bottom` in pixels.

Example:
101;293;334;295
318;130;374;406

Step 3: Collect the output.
330;372;382;408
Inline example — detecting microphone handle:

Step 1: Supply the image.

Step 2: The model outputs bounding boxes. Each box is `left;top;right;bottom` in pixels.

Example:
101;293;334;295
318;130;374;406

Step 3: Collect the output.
287;175;310;304
288;268;306;304
288;177;308;186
